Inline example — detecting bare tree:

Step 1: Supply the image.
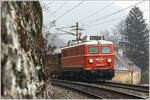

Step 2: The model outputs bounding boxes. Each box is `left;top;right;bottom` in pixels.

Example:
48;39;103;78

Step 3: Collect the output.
111;20;126;49
101;30;110;40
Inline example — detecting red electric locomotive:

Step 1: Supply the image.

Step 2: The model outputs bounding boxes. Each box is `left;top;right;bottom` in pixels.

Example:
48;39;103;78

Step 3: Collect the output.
60;35;115;80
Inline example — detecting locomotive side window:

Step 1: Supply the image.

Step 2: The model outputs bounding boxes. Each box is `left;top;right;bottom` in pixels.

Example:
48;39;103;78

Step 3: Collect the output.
69;48;71;56
101;47;110;53
62;51;64;57
79;47;80;55
75;48;77;55
71;48;73;56
88;47;99;54
81;47;83;55
67;49;70;56
76;47;78;55
70;48;71;56
64;50;67;57
73;48;74;56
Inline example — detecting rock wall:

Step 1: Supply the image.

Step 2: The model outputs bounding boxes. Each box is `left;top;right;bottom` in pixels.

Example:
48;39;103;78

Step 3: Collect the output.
1;1;52;98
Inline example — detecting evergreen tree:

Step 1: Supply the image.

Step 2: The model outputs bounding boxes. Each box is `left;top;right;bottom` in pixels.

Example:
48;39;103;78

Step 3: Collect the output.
121;6;149;70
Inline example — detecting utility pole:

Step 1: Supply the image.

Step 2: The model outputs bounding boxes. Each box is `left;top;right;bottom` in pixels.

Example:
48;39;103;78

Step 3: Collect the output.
72;22;84;43
57;22;84;44
76;22;79;43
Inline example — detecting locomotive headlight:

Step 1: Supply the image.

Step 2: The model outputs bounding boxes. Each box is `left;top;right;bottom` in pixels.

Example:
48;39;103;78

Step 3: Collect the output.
107;58;112;63
88;58;94;64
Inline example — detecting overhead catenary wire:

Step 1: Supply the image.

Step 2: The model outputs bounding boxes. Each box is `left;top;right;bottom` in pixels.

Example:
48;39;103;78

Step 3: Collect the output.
42;2;55;16
43;1;53;8
85;15;127;28
56;28;76;35
85;8;148;29
79;2;114;22
85;0;145;27
47;0;146;36
42;2;52;12
60;1;113;28
55;1;85;21
48;1;84;29
53;1;67;15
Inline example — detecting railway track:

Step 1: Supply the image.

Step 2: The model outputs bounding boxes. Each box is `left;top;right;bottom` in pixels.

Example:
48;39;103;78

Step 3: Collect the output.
51;79;149;99
98;81;149;93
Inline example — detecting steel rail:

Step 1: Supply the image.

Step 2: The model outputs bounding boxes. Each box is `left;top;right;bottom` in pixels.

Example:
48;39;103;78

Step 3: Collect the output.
52;81;103;99
52;79;147;99
99;81;149;93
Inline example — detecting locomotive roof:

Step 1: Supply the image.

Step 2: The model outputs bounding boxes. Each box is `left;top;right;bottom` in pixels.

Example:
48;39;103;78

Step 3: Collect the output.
62;40;113;50
52;40;113;54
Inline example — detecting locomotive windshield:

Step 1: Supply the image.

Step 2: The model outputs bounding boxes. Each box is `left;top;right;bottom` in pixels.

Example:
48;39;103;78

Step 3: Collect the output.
101;47;110;53
88;47;99;54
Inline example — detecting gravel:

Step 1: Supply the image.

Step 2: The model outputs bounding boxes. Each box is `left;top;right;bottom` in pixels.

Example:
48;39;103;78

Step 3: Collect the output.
51;85;92;99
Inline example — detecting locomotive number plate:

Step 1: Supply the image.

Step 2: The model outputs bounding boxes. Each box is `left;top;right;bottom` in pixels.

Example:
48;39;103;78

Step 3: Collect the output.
96;64;104;66
94;57;105;61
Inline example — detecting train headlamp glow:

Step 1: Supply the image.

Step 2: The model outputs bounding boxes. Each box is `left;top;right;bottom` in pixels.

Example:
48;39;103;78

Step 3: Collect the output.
98;41;101;44
107;58;112;63
88;58;94;64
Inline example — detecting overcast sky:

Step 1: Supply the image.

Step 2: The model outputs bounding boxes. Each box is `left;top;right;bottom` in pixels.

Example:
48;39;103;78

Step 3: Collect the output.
42;0;149;44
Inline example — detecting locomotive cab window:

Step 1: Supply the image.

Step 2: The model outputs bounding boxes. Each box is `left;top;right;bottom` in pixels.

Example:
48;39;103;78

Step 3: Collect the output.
88;47;99;54
101;46;110;53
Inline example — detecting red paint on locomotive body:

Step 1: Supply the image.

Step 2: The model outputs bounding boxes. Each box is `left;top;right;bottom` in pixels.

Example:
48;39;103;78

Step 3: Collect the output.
61;40;114;71
84;44;114;70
